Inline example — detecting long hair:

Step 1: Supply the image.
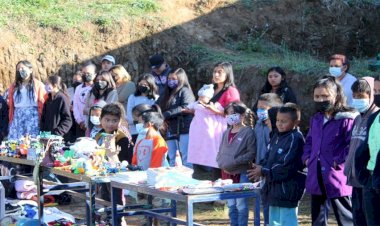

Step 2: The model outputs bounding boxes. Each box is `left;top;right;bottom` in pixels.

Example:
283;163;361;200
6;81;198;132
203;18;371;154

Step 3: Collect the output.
92;71;116;100
260;66;289;94
224;101;255;128
110;64;132;85
134;73;158;100
14;60;35;103
159;68;192;111
213;62;235;90
48;75;68;98
313;76;353;115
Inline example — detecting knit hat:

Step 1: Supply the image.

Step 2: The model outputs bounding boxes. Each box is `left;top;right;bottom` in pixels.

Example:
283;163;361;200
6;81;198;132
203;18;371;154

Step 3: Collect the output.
198;84;214;99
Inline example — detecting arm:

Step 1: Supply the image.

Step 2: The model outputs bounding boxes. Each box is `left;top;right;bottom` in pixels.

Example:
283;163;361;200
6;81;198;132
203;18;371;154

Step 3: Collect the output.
334;118;355;165
302;119;313;165
73;86;82;124
83;92;92;116
106;90;119;104
284;87;297;104
126;95;135;126
262;134;304;182
234;130;257;165
151;136;168;168
53;96;73;136
118;82;136;104
162;88;195;119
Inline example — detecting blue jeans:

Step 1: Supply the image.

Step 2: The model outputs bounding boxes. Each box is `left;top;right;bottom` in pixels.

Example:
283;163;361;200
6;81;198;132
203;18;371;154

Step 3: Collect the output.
166;134;192;168
269;206;298;226
227;173;249;226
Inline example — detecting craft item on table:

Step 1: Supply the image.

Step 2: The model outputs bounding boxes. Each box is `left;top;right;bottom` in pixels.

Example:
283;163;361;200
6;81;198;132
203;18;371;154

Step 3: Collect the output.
98;133;120;164
213;179;233;187
15;180;37;200
69;137;98;159
111;171;148;184
222;182;261;192
27;139;43;161
43;207;75;225
180;187;224;195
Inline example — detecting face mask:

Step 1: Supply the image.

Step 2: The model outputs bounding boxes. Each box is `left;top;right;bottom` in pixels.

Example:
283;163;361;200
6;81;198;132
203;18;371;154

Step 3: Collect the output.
256;108;268;121
167;80;178;89
95;81;107;90
45;84;52;93
226;113;241;126
351;98;370;113
136;123;149;135
18;70;29;80
138;85;150;94
90;116;100;125
374;94;380;108
314;100;333;113
83;73;95;82
329;67;342;78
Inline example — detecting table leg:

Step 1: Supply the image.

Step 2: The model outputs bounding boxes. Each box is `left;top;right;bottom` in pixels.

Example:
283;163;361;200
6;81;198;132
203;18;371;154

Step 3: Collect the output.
254;193;261;226
186;200;193;226
87;182;95;226
171;200;177;226
111;186;119;226
37;167;44;225
148;195;153;225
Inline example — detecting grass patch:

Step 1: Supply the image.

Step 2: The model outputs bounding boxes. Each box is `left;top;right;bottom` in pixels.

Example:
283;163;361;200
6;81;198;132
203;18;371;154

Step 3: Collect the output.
189;42;376;77
0;0;159;30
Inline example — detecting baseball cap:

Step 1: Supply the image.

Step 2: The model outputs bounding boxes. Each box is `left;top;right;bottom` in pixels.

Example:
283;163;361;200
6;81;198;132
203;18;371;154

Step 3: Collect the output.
101;55;115;65
149;54;165;69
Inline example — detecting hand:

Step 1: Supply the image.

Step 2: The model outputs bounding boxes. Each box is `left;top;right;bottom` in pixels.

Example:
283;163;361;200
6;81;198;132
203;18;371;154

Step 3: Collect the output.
247;164;262;181
79;122;86;130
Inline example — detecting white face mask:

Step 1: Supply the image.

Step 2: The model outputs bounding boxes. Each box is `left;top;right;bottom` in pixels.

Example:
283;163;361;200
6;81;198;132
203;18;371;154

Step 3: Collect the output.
90;116;100;126
136;123;148;135
329;67;343;78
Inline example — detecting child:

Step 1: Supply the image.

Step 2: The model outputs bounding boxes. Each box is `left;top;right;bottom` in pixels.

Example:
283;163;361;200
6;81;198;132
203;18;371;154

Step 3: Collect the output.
216;102;256;226
187;84;227;173
86;100;107;139
95;103;131;164
132;110;168;170
248;103;305;226
302;76;357;225
344;77;378;226
40;75;72;140
355;76;380;225
131;104;160;145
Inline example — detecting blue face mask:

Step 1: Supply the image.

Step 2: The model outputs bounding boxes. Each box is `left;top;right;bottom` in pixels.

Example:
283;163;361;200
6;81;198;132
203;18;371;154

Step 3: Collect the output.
256;108;268;121
136;123;148;135
351;98;370;113
329;67;342;78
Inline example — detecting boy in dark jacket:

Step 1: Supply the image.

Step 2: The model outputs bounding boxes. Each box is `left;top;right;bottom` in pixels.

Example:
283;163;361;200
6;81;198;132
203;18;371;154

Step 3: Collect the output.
355;77;380;225
248;104;305;226
0;95;8;142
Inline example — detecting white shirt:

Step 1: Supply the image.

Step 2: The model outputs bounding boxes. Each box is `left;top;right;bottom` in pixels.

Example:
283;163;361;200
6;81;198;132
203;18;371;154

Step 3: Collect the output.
340;73;357;106
73;84;92;124
126;94;157;134
13;86;37;108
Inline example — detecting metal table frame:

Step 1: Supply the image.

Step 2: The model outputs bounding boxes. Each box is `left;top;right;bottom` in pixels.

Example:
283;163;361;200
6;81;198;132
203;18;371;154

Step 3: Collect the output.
0;156;105;226
111;181;261;226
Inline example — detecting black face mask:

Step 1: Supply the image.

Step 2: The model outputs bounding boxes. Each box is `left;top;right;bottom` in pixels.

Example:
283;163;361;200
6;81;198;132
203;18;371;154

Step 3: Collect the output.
374;94;380;108
315;100;333;113
137;85;150;94
95;81;108;90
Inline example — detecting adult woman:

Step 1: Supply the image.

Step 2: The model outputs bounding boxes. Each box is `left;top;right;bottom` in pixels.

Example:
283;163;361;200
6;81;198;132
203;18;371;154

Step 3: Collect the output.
83;71;118;117
8;60;47;139
126;74;158;143
110;65;136;114
40;75;72;140
188;62;240;180
254;66;297;109
158;68;195;167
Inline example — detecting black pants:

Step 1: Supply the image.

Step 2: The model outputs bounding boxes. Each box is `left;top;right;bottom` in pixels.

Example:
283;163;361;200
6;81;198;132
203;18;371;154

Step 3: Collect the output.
75;123;86;138
311;161;353;226
363;187;380;226
352;187;367;226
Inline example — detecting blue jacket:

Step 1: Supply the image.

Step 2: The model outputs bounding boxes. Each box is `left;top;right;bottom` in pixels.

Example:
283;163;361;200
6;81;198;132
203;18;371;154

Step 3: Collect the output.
261;129;305;208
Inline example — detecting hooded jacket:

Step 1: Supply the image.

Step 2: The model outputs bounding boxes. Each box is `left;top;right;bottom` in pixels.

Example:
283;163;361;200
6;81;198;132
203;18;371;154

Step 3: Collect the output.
344;77;379;187
302;110;358;198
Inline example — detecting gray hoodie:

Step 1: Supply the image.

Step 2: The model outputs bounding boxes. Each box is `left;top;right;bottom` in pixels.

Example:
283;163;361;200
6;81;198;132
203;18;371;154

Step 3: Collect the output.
344;76;379;187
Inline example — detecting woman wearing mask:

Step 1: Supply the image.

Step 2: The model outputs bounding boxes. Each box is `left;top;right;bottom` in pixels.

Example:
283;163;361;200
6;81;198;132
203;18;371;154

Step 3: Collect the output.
8;60;47;139
158;68;195;167
40;75;72;140
83;71;118;117
126;74;158;143
110;65;136;114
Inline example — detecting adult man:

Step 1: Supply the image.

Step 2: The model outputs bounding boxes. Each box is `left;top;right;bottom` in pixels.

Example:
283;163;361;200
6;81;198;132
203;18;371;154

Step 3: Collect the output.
149;54;171;96
101;55;115;71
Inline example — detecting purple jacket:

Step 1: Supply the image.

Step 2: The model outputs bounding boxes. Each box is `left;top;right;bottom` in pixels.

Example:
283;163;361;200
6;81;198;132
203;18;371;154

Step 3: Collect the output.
302;111;358;198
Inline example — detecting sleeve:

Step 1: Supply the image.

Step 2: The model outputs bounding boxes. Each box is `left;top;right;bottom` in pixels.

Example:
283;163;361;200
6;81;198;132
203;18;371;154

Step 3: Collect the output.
73;86;82;123
151;136;168;167
334;118;355;164
302;119;313;164
126;95;135;126
187;101;196;110
0;98;9;137
234;130;257;165
262;134;305;182
118;83;136;104
53;96;73;136
117;137;131;162
83;91;92;117
219;87;240;107
162;88;195;119
284;87;297;104
106;90;119;104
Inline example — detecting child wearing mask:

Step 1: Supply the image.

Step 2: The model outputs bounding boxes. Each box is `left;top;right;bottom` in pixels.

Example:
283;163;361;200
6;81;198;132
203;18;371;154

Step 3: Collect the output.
216;102;256;226
85;100;107;139
302;76;357;226
355;76;380;225
248;103;305;226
